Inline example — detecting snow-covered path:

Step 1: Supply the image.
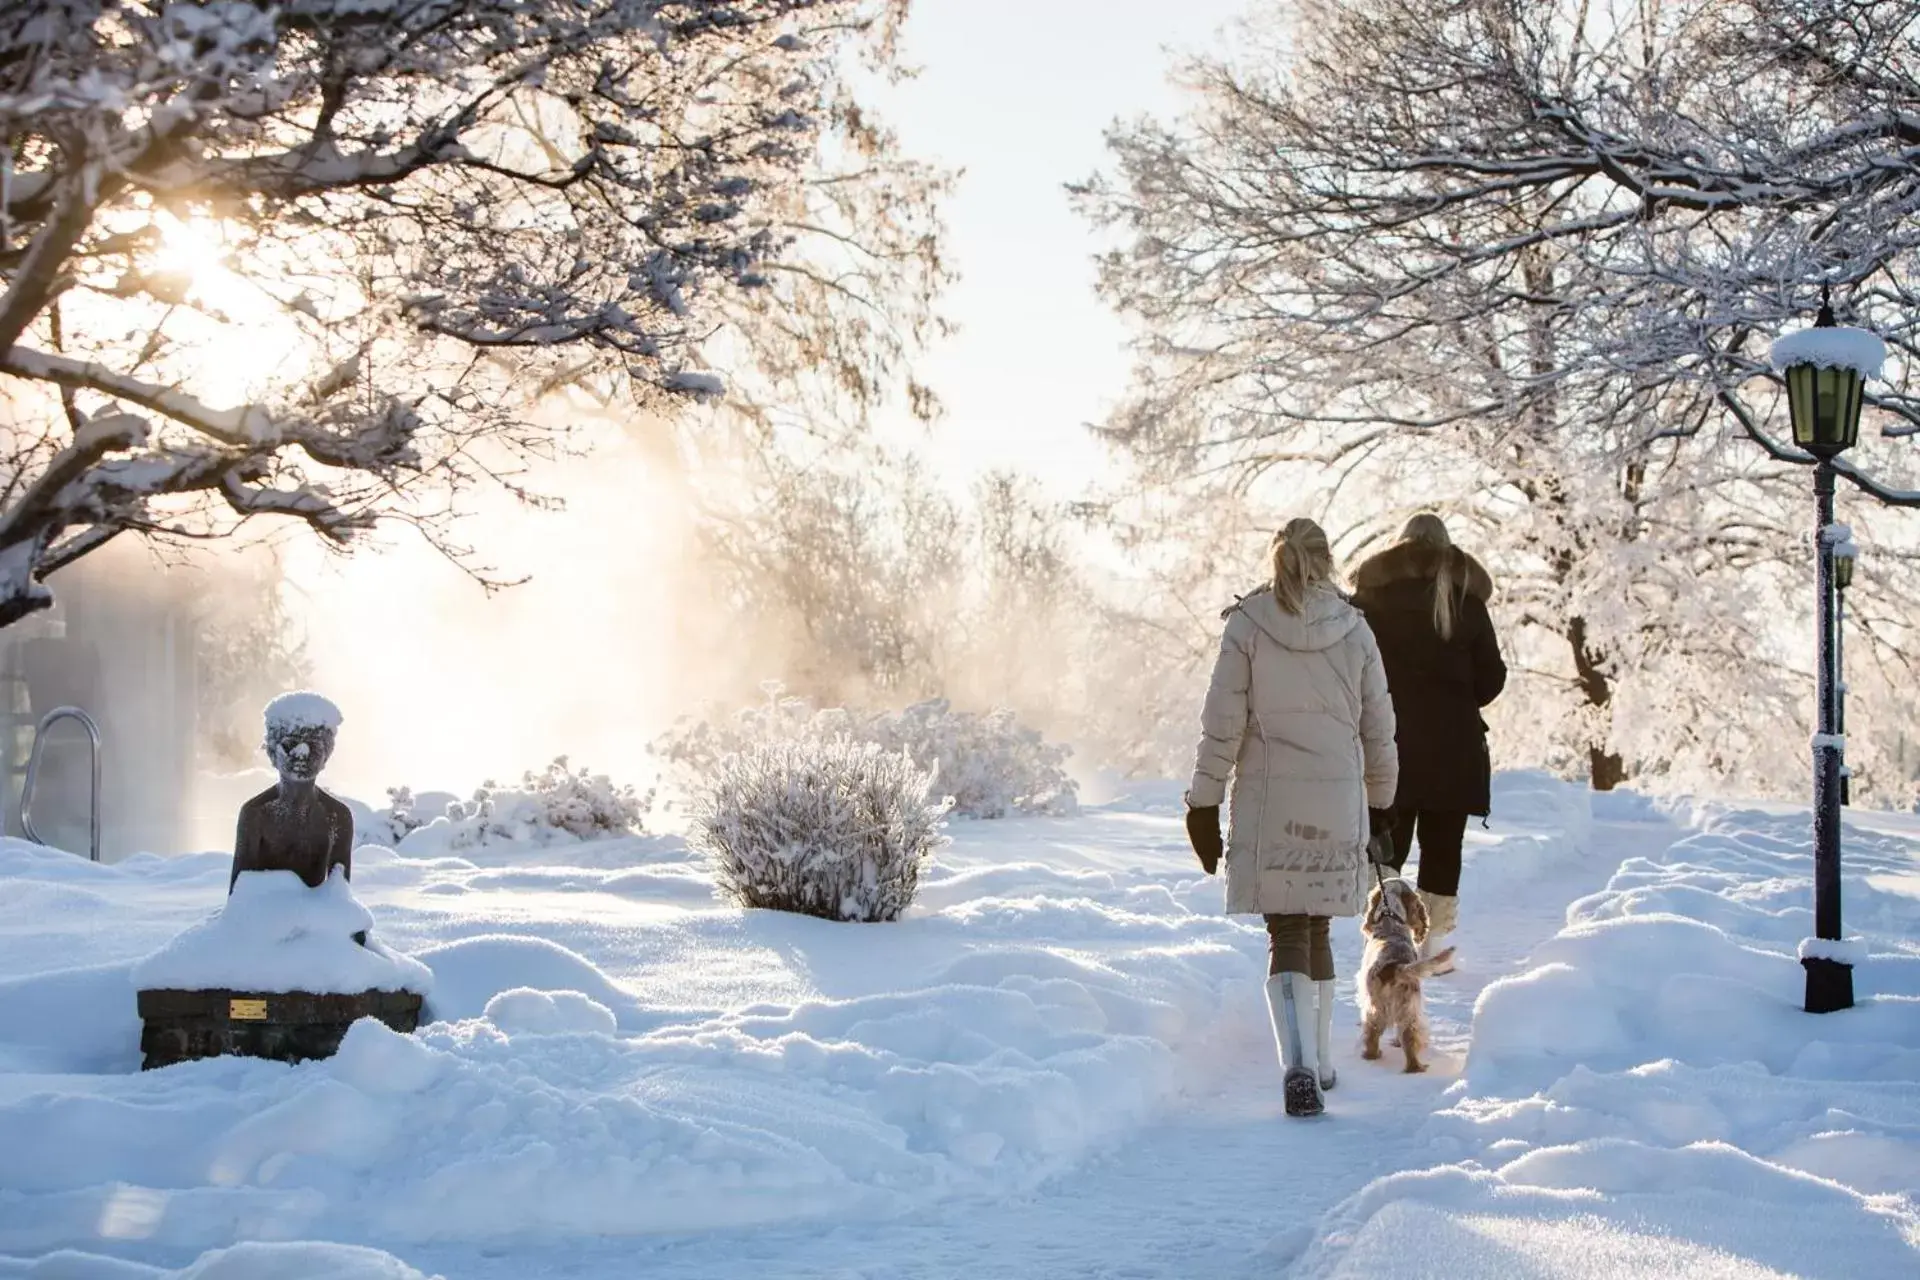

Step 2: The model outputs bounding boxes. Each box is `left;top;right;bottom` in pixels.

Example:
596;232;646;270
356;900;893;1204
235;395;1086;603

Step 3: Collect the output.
398;785;1664;1280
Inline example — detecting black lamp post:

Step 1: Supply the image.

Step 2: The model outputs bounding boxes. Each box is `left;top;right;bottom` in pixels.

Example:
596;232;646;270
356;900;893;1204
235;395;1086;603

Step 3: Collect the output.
1770;292;1882;1014
1833;538;1856;807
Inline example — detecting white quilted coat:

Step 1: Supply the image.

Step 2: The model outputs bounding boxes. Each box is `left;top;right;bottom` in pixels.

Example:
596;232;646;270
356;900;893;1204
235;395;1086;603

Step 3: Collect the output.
1188;585;1398;917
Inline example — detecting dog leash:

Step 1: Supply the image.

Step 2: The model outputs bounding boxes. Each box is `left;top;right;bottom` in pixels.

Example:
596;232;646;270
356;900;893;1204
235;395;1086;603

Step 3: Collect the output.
1371;856;1407;922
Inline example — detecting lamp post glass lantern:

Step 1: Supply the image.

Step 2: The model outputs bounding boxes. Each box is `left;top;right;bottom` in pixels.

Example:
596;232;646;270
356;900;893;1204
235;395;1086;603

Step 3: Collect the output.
1769;299;1884;1015
1785;360;1866;458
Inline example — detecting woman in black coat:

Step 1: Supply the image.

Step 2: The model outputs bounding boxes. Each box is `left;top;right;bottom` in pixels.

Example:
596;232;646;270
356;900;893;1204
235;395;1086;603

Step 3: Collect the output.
1350;514;1507;967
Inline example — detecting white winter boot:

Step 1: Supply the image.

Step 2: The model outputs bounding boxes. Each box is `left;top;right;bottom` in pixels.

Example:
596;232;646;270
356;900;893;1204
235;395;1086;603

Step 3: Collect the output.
1265;973;1324;1117
1315;978;1338;1091
1418;891;1458;975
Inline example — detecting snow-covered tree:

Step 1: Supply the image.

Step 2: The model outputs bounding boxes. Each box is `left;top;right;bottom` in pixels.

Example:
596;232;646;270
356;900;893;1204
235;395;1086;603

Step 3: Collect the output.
0;0;943;626
1078;0;1920;791
693;440;966;703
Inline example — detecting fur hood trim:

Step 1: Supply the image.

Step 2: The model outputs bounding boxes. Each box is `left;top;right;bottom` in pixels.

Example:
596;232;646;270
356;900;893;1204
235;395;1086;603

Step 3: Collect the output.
1351;542;1493;602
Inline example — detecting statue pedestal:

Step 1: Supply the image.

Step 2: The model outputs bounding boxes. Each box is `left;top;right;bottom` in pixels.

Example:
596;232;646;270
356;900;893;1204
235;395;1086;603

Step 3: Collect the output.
137;987;423;1070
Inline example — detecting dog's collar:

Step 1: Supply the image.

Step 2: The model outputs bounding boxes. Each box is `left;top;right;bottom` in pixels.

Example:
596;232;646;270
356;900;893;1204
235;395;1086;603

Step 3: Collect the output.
1375;873;1410;922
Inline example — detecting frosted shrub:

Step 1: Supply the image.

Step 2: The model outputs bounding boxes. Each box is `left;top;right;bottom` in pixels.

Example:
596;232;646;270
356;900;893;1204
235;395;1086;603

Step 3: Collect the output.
364;760;651;851
691;738;951;922
356;786;436;848
867;699;1076;819
655;688;1077;819
441;758;651;848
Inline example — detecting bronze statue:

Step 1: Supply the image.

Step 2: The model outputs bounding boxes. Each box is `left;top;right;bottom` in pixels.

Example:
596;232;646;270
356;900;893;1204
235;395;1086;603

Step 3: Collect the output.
231;693;354;893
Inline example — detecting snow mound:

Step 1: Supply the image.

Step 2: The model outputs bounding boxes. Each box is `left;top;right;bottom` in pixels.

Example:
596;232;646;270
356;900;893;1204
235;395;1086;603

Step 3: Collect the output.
262;692;342;734
1769;325;1887;379
131;869;431;995
410;934;654;1029
1318;1189;1868;1279
483;987;619;1036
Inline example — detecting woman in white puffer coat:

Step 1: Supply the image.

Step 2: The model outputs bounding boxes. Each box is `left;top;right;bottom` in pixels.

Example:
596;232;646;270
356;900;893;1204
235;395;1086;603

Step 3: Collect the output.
1183;518;1399;1117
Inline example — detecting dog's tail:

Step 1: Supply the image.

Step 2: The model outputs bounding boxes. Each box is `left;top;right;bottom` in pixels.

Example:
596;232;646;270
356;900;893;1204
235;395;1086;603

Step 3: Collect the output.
1402;948;1456;981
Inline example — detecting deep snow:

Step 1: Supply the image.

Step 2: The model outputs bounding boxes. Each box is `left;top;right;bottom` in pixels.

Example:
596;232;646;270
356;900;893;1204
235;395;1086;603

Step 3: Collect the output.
0;775;1913;1279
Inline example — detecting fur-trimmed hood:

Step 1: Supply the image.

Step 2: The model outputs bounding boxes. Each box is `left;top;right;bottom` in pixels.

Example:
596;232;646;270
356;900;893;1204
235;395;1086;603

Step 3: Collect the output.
1351;541;1493;602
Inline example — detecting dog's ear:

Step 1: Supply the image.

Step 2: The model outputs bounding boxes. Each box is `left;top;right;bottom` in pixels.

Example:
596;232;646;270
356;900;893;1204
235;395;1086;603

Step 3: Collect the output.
1363;884;1386;935
1404;886;1430;943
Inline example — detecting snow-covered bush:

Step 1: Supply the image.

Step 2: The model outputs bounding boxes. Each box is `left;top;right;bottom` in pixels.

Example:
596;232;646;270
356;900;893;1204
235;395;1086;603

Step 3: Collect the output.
690;738;951;922
655;688;1077;819
864;700;1077;819
361;760;651;852
353;786;432;848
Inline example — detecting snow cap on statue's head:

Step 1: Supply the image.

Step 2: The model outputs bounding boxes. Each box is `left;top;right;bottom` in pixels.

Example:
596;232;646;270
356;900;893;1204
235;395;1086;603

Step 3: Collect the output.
264;691;343;737
263;692;340;781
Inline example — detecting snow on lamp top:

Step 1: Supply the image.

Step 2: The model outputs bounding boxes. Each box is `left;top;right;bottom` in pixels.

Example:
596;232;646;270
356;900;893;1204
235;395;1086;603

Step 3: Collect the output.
133;867;433;995
264;691;344;735
1769;327;1887;381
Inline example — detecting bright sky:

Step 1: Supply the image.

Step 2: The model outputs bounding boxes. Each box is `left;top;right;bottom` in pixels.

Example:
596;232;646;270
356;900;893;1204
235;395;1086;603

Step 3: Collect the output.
868;0;1249;495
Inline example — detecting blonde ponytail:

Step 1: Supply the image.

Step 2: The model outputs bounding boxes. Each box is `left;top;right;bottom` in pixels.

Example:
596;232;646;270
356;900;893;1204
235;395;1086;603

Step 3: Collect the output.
1400;512;1460;640
1271;517;1335;615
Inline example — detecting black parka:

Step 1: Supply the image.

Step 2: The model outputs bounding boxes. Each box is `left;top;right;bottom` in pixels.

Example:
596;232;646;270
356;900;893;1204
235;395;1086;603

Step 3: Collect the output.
1350;543;1507;815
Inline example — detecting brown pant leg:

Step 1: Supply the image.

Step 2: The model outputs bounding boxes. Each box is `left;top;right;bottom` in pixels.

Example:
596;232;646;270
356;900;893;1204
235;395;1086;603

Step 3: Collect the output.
1265;914;1311;976
1308;915;1334;982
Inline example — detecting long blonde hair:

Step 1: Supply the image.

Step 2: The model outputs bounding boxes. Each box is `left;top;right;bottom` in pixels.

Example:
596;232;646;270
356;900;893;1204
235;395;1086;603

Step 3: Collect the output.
1271;517;1335;615
1400;512;1461;640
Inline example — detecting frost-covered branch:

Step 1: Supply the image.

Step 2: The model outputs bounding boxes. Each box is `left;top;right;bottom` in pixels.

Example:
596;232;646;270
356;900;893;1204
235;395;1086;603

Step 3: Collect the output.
0;0;944;624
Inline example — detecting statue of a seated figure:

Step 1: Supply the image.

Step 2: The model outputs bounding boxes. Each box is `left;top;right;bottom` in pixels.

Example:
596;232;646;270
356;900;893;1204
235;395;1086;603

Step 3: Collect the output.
231;693;354;896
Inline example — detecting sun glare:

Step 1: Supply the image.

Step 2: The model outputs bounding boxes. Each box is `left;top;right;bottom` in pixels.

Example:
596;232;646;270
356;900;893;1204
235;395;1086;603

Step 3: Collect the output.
153;213;251;312
147;212;312;407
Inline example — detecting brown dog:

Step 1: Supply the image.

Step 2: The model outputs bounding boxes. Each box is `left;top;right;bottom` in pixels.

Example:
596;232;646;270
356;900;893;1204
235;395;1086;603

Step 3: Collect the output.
1357;878;1455;1073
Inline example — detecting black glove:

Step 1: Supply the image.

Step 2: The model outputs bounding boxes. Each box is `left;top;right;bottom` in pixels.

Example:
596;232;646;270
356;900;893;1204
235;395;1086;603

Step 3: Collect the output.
1185;803;1223;876
1367;807;1397;867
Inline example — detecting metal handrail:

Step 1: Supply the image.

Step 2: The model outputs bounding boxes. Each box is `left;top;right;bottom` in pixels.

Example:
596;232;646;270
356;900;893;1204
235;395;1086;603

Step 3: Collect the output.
20;705;101;862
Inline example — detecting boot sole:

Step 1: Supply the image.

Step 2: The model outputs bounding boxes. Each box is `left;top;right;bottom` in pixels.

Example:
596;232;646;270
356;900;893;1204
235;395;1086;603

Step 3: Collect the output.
1284;1067;1324;1117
